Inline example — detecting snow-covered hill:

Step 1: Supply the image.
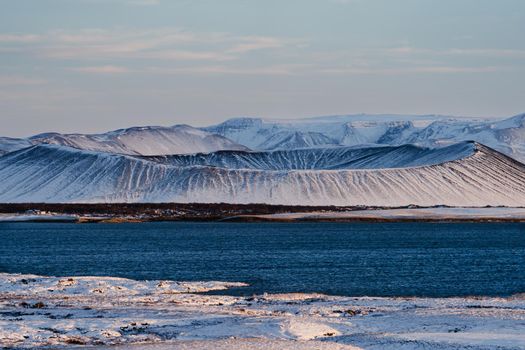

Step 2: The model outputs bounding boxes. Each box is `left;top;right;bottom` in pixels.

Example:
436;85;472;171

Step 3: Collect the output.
1;142;523;206
29;125;249;155
0;137;32;156
0;125;248;156
150;142;476;170
203;113;525;162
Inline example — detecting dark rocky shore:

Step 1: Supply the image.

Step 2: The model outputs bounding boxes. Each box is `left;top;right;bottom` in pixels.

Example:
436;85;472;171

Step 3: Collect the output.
0;203;522;223
0;203;362;222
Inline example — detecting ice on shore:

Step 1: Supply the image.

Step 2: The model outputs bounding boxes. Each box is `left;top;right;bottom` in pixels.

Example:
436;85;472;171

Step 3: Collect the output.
1;273;525;349
0;214;78;222
247;207;525;221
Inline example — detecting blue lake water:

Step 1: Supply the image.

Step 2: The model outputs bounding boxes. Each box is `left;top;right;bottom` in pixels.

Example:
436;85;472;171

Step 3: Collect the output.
1;222;524;297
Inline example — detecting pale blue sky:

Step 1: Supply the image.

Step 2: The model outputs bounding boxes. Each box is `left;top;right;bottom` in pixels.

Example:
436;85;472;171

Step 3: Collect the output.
1;0;524;136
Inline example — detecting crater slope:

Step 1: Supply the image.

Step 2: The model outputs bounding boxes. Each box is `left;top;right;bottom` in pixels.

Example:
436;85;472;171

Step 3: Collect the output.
0;142;523;206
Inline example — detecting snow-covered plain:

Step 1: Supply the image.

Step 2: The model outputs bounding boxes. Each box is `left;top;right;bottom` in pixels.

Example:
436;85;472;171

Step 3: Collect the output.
1;273;525;349
0;142;524;206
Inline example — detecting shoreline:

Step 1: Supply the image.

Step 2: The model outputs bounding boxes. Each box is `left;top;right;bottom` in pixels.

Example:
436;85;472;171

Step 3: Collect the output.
1;203;525;223
226;207;525;223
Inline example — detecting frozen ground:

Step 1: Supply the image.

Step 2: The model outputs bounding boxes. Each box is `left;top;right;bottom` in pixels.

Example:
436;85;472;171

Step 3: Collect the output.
1;274;525;349
241;207;525;221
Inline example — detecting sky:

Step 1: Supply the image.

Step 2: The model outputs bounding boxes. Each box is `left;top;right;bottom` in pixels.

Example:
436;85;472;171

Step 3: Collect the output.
1;0;524;137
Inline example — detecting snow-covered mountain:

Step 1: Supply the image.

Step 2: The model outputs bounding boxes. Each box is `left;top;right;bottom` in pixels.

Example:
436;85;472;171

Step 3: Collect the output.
1;125;248;156
202;115;462;149
1;142;523;206
2;113;524;161
203;113;525;162
405;114;525;161
1;113;524;206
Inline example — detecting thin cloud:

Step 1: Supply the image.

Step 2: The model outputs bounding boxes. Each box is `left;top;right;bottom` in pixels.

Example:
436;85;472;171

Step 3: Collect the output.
0;28;294;63
0;34;41;43
3;27;522;78
128;0;160;5
145;64;309;76
0;76;47;86
138;50;236;61
69;65;130;74
320;65;512;75
68;63;306;76
330;0;363;4
445;48;525;58
228;37;287;53
381;46;525;59
78;0;161;5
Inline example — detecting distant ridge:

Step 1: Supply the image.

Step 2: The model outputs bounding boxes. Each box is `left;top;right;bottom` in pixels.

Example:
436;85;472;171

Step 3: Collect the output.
146;142;476;170
1;124;248;156
203;113;525;162
1;113;525;162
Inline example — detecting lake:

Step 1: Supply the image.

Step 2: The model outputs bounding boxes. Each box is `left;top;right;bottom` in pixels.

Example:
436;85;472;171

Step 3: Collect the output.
1;222;524;297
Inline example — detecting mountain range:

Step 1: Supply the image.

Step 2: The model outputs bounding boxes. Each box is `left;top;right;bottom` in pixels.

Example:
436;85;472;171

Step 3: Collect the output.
204;113;525;162
0;113;524;206
3;113;524;162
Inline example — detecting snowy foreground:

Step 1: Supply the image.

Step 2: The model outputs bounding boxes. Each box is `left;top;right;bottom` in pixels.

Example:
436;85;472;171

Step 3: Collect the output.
1;274;525;349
